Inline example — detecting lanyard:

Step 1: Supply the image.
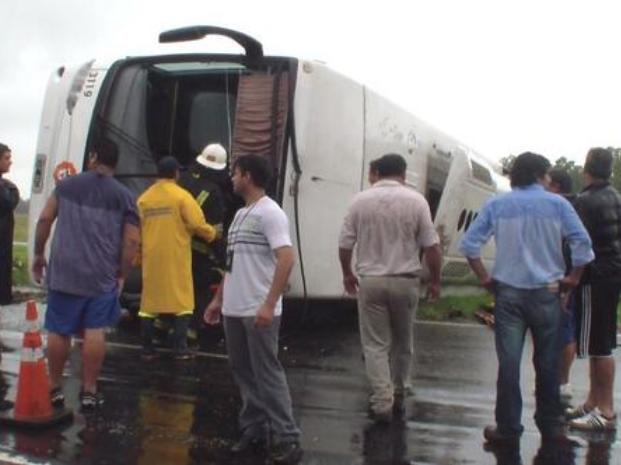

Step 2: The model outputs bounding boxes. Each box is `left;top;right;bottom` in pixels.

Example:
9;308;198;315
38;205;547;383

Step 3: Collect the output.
226;197;263;271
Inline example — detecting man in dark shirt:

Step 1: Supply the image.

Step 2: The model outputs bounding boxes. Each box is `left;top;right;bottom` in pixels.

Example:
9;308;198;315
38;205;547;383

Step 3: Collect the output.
0;144;19;305
567;148;621;431
33;138;140;411
548;169;577;401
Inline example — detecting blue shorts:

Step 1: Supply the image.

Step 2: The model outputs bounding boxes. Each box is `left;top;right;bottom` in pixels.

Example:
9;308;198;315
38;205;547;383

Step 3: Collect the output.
45;289;121;336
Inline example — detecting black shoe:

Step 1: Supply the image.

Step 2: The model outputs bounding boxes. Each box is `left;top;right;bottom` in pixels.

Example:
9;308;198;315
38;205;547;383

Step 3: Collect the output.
483;425;520;445
393;401;405;415
50;387;65;408
369;408;393;423
393;391;411;414
541;432;583;448
483;441;521;465
271;441;303;464
230;434;266;453
80;391;104;412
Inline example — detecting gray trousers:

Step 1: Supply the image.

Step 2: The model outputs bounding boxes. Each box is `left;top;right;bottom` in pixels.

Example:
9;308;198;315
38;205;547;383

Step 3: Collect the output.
358;276;419;413
223;316;300;443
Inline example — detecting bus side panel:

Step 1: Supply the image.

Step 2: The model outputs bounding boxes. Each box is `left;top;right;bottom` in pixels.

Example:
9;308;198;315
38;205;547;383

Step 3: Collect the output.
28;69;75;278
433;150;469;259
27;64;108;281
463;180;497;264
434;154;497;280
282;62;364;299
363;89;427;193
68;66;108;172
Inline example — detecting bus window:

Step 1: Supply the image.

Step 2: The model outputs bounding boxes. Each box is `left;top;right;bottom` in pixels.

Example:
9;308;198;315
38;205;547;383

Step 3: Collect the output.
146;64;239;168
457;209;467;231
93;62;241;194
471;160;493;186
464;210;474;231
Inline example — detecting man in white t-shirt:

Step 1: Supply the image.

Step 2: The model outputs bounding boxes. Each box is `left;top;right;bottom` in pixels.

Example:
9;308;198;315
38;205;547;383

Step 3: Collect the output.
204;154;302;464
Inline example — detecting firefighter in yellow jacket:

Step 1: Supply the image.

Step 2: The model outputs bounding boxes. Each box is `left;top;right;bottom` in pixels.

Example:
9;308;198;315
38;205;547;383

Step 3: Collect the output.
137;156;217;360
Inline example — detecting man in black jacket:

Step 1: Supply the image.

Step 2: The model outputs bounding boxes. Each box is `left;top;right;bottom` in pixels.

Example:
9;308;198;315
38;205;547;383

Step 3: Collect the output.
0;143;19;305
567;148;621;431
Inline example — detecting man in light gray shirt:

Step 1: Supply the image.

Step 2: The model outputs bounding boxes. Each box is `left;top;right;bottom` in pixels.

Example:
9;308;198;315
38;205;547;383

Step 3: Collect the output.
339;153;442;422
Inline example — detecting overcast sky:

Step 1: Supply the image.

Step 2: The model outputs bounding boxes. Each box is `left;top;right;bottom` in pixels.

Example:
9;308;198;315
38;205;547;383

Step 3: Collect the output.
2;0;620;196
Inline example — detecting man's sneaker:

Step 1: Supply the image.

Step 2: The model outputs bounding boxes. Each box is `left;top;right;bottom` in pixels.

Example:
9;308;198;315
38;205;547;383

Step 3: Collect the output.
560;383;573;401
483;425;520;445
271;441;303;464
569;407;617;431
79;391;104;411
50;387;65;408
564;404;591;420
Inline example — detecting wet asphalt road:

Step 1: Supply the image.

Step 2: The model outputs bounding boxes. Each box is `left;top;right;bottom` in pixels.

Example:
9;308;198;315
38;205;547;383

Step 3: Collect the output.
0;302;620;465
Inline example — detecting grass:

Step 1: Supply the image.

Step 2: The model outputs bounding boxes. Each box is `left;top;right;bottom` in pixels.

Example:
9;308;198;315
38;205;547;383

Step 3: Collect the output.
13;243;29;287
418;292;621;326
417;293;492;321
12;214;30;287
14;213;27;243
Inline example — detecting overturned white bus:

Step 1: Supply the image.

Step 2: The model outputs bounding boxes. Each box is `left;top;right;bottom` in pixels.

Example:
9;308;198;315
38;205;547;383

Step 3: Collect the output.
28;25;507;306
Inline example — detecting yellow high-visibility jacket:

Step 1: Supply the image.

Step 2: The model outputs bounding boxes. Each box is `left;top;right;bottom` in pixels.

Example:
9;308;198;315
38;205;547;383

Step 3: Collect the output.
138;179;216;314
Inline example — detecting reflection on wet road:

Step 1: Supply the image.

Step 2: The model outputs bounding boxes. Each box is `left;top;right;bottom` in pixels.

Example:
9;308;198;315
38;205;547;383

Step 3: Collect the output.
0;304;619;464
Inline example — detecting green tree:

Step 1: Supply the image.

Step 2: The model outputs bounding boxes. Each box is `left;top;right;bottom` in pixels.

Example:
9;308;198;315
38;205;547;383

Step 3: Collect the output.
552;156;583;193
499;155;516;175
606;147;621;193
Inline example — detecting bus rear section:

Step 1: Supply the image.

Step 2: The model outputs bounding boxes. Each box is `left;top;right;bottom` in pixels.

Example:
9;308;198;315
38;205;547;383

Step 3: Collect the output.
88;54;296;306
28;61;107;277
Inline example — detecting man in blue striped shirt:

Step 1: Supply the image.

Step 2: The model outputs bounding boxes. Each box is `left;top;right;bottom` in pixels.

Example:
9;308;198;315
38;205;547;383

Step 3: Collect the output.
459;152;594;444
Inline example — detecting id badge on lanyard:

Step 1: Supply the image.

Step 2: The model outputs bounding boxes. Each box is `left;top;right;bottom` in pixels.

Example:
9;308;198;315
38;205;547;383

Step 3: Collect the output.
225;248;234;273
225;200;261;273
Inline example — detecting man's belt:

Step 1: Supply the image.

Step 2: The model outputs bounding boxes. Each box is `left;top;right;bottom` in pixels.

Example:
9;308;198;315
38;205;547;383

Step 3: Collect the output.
387;273;419;279
360;273;419;279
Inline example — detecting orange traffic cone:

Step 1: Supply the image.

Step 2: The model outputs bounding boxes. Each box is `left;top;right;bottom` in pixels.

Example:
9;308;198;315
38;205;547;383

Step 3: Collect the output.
0;300;73;428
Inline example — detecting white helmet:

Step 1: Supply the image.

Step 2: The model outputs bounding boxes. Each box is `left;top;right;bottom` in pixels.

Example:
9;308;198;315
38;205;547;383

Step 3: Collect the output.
196;143;227;170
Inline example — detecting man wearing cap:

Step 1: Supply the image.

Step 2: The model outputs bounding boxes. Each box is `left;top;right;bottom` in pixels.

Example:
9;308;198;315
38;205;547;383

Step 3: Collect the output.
137;156;218;360
179;143;235;343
